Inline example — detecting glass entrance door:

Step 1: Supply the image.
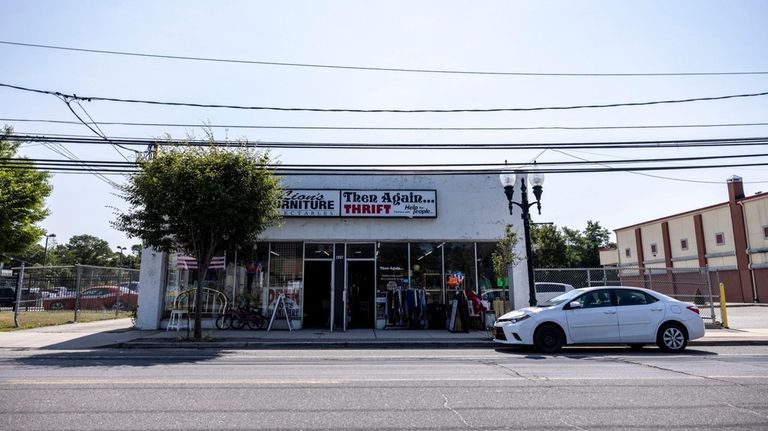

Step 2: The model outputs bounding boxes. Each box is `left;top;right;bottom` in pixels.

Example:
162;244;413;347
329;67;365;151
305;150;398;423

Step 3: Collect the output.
345;243;376;330
303;260;333;328
346;260;375;328
303;243;334;330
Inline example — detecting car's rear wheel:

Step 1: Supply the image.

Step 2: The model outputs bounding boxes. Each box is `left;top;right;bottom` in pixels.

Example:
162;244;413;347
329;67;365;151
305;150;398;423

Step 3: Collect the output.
533;324;564;353
657;322;688;353
49;301;65;311
112;300;128;312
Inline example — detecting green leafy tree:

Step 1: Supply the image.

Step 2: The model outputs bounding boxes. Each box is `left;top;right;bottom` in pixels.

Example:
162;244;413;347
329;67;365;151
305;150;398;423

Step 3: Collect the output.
532;221;613;268
491;225;522;280
111;244;142;269
562;226;585;267
531;224;568;268
581;220;612;267
113;143;282;339
57;234;114;266
0;127;52;256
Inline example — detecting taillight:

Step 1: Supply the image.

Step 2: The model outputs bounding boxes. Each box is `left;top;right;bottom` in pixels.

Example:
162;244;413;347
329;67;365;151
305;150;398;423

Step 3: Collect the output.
687;305;700;315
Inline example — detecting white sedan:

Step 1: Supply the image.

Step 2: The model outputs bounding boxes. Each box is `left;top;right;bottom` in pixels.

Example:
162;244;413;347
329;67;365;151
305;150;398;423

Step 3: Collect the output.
492;286;705;353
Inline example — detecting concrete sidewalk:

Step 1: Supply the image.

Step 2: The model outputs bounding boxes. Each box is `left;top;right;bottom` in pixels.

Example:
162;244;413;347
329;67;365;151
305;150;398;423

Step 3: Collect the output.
0;306;766;350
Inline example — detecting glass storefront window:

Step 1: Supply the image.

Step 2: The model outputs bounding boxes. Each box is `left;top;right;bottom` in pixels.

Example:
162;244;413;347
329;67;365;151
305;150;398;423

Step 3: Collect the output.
410;242;444;305
226;242;268;309
443;242;477;295
347;243;375;259
267;242;303;325
476;242;510;317
163;252;228;316
376;242;408;328
304;243;334;259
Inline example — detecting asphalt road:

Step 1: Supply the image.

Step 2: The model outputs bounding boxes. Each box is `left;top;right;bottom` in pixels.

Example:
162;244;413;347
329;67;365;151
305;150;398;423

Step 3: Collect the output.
1;346;767;430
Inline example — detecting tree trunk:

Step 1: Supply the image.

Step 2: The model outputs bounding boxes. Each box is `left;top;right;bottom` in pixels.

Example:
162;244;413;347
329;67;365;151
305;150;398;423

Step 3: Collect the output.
194;267;207;339
194;253;213;340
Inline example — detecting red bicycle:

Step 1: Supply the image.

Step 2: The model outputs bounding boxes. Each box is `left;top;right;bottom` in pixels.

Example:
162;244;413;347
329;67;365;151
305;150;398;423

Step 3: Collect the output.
216;305;265;330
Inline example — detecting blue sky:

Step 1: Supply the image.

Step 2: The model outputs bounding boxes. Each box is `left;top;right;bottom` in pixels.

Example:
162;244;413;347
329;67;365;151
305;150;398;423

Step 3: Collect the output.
2;0;767;251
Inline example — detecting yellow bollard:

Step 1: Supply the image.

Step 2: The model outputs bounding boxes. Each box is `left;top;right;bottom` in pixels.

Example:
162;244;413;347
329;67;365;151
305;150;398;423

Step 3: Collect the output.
719;282;729;329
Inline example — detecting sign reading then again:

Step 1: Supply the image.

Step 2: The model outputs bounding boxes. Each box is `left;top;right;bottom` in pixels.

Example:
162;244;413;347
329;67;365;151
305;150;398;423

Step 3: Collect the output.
281;189;437;218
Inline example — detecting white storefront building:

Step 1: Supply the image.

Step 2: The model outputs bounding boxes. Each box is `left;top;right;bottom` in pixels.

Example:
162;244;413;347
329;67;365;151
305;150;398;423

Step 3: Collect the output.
136;173;531;331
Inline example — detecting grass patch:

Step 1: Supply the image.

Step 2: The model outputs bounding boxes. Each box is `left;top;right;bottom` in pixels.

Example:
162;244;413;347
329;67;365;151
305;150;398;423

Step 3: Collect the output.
0;310;131;331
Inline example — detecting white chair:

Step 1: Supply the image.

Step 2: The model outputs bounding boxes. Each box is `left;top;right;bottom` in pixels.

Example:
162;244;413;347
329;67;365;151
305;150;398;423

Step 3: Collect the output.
166;309;190;331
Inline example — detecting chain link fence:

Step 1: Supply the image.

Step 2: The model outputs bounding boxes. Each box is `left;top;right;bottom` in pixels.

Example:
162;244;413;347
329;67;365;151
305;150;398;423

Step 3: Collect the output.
534;266;719;324
1;265;139;326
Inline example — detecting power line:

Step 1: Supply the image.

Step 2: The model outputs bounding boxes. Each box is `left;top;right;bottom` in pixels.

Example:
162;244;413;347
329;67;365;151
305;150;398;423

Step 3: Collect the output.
64;98;138;161
5;150;768;169
3;40;767;77
7;133;768;150
4;117;768;132
2;82;768;114
4;160;768;176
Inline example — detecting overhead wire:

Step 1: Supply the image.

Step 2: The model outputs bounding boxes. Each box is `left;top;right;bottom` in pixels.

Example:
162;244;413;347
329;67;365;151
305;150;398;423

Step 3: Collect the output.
555;148;768;184
3;117;768;132
4;160;768;176
7;133;768;150
4;149;768;177
2;40;767;77
2;82;768;114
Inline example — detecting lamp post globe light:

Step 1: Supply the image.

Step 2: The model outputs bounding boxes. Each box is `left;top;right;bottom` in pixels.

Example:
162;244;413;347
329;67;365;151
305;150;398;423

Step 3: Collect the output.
499;171;544;307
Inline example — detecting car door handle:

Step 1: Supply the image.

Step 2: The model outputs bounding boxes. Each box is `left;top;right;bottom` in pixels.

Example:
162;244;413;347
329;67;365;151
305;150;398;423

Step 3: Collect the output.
650;308;664;311
603;310;616;314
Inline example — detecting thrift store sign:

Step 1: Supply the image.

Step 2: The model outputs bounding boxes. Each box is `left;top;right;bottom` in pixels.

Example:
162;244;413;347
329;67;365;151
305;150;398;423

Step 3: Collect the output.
281;189;437;218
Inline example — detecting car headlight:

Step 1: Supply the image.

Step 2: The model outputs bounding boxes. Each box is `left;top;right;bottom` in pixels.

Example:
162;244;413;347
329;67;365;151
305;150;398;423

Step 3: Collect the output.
497;314;530;324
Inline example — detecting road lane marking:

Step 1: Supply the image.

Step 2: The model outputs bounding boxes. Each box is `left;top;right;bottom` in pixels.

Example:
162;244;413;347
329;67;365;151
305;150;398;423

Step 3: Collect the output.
4;375;768;385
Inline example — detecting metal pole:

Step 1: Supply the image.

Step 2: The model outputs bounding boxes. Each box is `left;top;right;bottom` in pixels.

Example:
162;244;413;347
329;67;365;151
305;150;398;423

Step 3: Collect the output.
520;179;537;307
74;264;82;323
704;266;716;325
719;282;729;329
13;262;25;328
648;267;653;292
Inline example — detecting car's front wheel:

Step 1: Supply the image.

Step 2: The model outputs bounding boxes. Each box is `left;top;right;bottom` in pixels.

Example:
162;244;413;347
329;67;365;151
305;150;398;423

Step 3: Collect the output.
657;322;688;353
112;300;128;312
533;324;564;353
49;301;65;311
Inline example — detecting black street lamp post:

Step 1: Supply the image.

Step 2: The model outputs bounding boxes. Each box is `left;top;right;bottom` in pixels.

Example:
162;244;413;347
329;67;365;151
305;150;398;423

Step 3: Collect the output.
43;233;56;267
43;233;56;291
116;246;126;267
499;172;544;307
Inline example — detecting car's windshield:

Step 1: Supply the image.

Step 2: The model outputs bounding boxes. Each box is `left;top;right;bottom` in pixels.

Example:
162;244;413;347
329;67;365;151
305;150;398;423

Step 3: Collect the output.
538;289;583;307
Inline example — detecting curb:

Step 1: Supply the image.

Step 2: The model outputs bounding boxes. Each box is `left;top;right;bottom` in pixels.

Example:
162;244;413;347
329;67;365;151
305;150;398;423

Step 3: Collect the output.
110;338;768;350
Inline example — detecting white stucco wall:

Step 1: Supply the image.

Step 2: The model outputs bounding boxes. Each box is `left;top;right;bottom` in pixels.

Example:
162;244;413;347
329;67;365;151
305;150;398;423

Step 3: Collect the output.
640;224;664;264
744;196;768;265
667;215;698;266
701;205;737;268
616;229;636;266
136;247;166;330
260;174;511;241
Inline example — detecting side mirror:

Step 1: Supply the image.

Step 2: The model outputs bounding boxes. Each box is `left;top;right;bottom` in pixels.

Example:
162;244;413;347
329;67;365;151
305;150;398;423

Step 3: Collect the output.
568;301;582;309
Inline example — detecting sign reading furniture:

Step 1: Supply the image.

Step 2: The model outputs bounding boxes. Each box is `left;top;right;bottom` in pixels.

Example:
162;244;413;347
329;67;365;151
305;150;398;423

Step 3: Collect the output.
281;189;437;218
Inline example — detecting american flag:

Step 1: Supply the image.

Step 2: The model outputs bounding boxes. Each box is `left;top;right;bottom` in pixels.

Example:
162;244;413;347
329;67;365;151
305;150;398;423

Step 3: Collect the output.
176;253;226;270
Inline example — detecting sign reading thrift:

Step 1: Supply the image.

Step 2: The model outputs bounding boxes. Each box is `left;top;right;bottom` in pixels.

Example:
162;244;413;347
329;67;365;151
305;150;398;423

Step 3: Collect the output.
281;189;437;218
